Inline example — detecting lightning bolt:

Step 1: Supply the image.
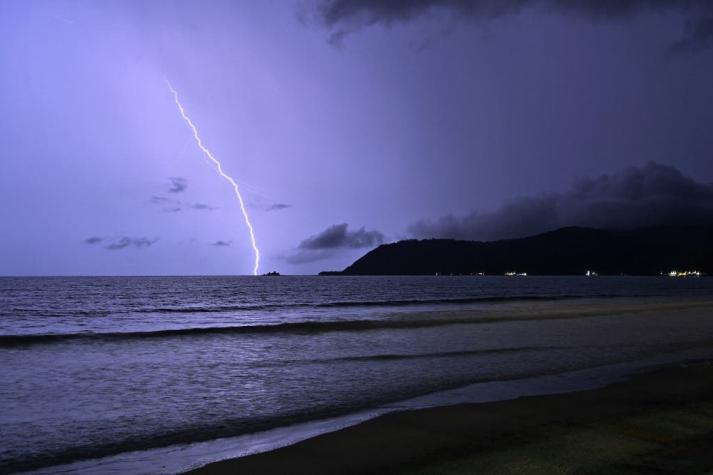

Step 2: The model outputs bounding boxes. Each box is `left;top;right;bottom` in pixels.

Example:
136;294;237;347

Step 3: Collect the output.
167;81;260;276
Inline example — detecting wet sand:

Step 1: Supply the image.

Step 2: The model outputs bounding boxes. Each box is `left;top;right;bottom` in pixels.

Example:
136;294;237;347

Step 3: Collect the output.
189;361;713;474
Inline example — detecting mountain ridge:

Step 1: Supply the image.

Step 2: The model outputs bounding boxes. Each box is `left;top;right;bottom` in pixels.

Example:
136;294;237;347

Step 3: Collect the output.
319;226;713;276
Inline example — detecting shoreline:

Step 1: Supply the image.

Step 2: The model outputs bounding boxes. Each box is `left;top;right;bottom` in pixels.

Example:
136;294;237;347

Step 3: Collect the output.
20;295;713;475
189;361;713;474
26;355;712;475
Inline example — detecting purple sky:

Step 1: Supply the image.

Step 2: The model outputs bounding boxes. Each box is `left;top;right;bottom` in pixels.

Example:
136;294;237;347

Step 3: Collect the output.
1;0;713;275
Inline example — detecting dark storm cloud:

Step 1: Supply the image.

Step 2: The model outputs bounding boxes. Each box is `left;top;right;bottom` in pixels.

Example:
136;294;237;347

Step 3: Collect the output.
285;223;385;263
150;195;217;212
167;177;188;193
298;223;385;250
212;240;232;247
84;236;158;250
105;237;157;250
266;203;292;212
190;203;217;211
409;162;713;241
316;0;713;50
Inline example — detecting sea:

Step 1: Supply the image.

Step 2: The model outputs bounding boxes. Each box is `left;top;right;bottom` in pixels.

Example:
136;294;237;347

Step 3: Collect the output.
2;275;713;474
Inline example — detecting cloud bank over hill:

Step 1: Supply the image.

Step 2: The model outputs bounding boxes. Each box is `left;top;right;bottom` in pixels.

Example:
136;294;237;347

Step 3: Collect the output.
315;0;713;51
409;162;713;241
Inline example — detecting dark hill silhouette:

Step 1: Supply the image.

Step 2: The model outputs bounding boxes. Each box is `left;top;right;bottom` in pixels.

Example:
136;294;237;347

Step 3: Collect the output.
319;226;713;276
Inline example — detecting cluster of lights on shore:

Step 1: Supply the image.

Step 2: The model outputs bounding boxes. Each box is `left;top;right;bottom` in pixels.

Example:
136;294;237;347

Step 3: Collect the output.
666;270;702;277
434;269;705;277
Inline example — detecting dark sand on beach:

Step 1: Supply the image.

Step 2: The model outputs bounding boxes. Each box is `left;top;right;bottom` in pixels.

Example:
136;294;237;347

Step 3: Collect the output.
190;362;713;474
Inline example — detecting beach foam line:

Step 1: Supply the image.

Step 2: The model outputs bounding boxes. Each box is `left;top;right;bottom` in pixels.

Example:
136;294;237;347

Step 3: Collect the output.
253;346;560;367
0;294;603;318
0;318;514;347
137;294;568;312
5;298;713;349
2;298;711;348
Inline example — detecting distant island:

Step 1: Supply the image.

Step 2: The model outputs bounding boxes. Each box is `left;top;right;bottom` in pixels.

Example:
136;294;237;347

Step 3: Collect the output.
320;226;713;276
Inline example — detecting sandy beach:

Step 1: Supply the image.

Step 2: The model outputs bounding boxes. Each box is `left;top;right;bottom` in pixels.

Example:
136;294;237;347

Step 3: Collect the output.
190;360;713;474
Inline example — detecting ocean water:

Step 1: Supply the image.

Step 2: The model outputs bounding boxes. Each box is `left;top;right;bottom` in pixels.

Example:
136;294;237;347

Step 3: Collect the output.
2;275;713;473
